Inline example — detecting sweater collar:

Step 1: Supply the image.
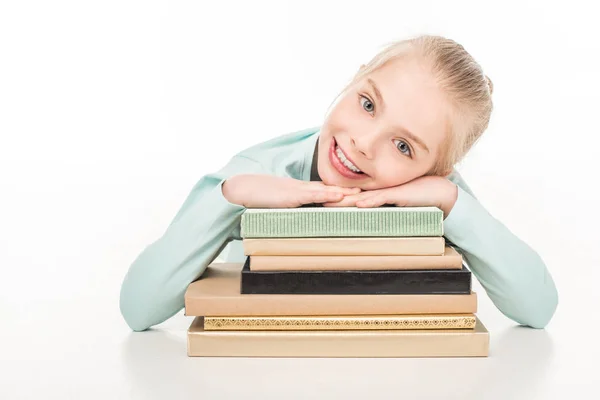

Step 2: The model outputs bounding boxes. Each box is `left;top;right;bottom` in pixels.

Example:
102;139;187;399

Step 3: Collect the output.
310;136;321;182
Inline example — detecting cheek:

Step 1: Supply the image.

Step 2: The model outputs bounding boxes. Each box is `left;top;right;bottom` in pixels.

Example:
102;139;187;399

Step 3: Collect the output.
327;97;362;127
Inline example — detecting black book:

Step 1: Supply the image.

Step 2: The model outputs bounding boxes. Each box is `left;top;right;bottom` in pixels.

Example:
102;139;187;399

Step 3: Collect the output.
240;257;472;295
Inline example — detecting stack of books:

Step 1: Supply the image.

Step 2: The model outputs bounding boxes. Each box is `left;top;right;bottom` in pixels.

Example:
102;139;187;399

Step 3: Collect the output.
185;206;489;357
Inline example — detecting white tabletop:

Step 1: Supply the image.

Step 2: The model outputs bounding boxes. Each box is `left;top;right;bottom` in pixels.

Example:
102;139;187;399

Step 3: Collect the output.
1;160;598;399
1;206;597;399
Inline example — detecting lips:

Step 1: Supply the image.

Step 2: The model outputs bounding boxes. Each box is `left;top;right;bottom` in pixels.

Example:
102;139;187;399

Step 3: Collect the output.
328;137;367;180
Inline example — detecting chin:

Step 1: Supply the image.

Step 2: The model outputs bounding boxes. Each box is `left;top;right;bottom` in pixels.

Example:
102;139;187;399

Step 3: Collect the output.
318;163;369;189
316;163;340;186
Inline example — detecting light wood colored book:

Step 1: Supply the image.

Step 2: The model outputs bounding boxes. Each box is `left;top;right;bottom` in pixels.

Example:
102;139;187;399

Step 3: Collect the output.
243;237;446;256
203;314;476;331
187;316;489;357
248;246;462;271
184;263;478;317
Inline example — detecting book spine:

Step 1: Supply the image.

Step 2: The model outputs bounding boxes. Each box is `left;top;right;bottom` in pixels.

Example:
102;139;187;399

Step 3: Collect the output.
203;315;477;330
185;291;478;317
241;209;443;238
242;237;446;256
240;259;472;295
188;317;490;357
248;254;463;271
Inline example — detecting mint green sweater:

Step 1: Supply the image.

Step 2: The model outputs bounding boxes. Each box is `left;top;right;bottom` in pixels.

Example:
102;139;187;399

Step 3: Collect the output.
119;126;558;331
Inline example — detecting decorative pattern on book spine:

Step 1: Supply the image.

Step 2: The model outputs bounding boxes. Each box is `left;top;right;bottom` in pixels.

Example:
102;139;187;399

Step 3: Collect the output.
204;315;476;330
241;208;444;238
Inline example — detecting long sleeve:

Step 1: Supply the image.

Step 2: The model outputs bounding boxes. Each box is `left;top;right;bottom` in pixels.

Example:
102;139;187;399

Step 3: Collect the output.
443;170;558;329
119;155;265;331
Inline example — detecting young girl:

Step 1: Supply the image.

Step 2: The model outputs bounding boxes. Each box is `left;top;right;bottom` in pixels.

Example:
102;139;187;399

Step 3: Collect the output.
119;35;558;332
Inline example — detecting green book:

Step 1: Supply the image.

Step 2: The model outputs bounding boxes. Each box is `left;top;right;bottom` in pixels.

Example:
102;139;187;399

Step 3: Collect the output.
240;206;444;238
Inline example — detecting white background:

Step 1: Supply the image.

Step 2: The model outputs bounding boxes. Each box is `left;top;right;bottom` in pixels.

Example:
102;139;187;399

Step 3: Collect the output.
1;0;599;399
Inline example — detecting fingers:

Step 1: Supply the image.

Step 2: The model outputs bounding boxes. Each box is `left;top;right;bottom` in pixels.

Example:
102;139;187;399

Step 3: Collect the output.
307;190;344;204
323;194;360;207
357;192;406;208
323;199;351;207
332;186;362;195
356;195;383;208
308;182;361;195
324;190;386;208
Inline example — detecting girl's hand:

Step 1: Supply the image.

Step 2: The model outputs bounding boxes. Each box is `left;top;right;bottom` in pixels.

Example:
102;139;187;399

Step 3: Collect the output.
222;174;362;208
323;176;458;218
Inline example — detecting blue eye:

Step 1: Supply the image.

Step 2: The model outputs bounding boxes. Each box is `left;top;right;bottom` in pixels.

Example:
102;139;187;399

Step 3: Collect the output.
359;95;374;114
394;139;412;157
360;94;412;158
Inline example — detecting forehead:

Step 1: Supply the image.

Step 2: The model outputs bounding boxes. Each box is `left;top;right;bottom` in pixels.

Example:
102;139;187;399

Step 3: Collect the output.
364;57;451;154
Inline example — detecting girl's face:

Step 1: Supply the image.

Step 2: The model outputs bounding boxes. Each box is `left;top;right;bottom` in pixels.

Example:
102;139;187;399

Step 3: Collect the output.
317;57;452;190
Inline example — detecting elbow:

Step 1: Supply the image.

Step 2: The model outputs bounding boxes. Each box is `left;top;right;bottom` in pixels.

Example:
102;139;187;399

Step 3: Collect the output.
506;280;559;329
119;281;154;332
120;285;184;332
119;256;163;332
119;254;187;332
121;310;152;332
520;290;558;329
498;249;559;329
521;254;560;329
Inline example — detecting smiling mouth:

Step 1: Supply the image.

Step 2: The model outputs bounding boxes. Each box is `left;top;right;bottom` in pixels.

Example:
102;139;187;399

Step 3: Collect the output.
335;144;363;173
330;137;368;178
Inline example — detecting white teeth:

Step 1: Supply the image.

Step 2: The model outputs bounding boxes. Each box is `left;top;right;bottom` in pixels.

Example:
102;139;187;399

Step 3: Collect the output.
335;145;362;173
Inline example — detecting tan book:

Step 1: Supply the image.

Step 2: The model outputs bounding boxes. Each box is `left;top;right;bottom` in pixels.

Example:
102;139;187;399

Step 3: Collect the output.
184;263;478;317
249;246;462;271
187;316;489;357
243;237;446;256
204;314;476;331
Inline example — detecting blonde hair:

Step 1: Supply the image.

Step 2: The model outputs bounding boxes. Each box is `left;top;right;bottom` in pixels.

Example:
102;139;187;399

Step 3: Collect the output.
327;35;493;177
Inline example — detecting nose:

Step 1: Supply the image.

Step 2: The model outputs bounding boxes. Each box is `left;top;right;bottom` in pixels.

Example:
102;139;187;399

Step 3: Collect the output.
350;133;377;160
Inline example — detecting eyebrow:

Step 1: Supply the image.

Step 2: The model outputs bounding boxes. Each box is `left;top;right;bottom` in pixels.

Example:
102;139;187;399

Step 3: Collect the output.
367;78;430;154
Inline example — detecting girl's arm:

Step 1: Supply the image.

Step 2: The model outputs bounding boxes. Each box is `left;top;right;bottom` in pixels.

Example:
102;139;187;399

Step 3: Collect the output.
444;170;558;328
119;155;265;331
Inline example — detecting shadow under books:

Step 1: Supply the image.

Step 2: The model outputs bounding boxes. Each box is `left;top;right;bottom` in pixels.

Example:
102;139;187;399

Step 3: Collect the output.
120;324;554;399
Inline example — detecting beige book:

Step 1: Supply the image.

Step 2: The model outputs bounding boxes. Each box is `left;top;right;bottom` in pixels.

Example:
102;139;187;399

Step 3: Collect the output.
187;316;489;357
249;246;462;271
184;263;478;317
243;237;446;256
204;314;476;331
